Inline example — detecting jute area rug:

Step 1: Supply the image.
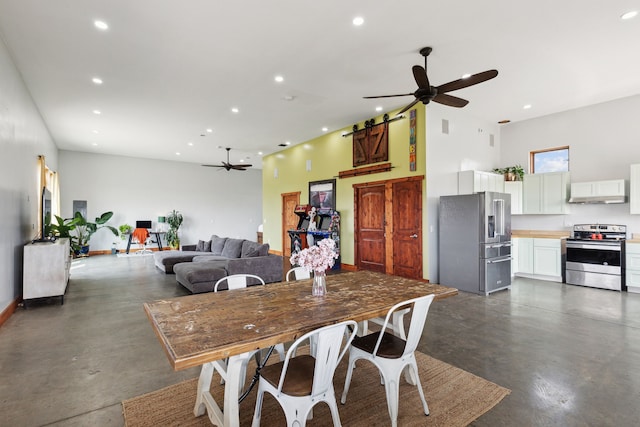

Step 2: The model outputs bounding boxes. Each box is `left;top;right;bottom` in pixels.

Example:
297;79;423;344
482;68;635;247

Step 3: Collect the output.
122;351;509;426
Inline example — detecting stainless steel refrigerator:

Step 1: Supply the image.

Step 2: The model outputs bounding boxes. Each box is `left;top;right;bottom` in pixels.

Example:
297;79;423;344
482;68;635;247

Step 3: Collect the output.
439;192;512;295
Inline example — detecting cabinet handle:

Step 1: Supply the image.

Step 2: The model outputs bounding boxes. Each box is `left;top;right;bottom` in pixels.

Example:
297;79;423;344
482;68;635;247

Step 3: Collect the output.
410;234;418;238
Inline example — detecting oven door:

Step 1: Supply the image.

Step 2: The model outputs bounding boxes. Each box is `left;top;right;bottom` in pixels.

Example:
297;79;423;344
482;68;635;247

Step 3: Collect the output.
566;241;621;274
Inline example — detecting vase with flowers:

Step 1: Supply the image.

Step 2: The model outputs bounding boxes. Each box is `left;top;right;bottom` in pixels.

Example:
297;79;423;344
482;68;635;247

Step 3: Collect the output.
290;238;339;296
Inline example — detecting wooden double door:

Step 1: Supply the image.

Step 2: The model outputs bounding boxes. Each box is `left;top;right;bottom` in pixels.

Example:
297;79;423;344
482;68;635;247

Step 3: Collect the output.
354;176;423;280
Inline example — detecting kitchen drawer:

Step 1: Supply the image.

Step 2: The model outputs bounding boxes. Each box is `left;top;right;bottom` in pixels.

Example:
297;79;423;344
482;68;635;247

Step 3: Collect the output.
533;238;560;249
625;242;640;254
626;252;640;270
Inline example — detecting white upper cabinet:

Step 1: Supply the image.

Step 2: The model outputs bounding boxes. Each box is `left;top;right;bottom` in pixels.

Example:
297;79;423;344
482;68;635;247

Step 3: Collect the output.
504;181;523;215
458;170;505;195
523;172;570;215
631;164;640;214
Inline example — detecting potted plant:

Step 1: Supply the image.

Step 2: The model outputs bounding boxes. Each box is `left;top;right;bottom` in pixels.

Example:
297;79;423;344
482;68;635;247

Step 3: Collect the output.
493;165;524;181
166;210;183;250
119;224;132;240
70;211;119;256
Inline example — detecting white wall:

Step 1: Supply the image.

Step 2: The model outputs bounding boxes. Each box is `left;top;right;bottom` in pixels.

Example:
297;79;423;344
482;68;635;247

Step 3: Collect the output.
0;35;58;313
425;104;502;282
501;95;640;234
58;151;263;251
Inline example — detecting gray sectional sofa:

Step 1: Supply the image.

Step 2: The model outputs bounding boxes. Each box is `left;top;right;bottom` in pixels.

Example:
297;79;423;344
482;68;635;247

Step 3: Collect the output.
153;235;283;294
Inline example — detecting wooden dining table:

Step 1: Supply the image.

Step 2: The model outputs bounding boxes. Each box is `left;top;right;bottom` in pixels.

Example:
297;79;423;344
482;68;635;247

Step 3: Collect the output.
144;270;458;427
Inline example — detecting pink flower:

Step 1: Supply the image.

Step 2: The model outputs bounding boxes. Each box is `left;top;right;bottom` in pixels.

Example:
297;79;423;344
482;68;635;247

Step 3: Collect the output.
290;238;338;273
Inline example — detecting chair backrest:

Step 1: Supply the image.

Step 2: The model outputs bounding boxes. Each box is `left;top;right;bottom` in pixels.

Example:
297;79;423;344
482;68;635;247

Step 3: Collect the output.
374;294;435;358
132;228;149;244
214;274;265;292
277;320;357;398
286;267;311;281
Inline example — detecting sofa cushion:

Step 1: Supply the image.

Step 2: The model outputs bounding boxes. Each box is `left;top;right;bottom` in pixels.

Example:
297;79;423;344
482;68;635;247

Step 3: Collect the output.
196;240;212;252
221;238;244;258
211;236;227;256
242;241;270;258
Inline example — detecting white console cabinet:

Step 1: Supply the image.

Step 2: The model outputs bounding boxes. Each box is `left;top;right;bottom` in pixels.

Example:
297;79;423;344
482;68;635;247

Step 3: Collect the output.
23;238;71;305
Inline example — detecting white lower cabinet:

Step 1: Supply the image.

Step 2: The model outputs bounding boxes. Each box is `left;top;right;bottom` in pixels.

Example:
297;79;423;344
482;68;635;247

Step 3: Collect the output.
514;237;563;282
626;242;640;293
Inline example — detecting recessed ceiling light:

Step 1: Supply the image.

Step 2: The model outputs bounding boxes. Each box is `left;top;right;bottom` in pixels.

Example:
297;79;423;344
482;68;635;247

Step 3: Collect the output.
523;104;532;109
187;142;194;146
206;128;213;133
92;143;98;146
353;16;364;26
375;106;383;112
461;73;471;79
285;141;291;146
322;127;328;132
258;151;263;155
92;130;99;134
282;95;295;101
621;10;638;20
92;77;103;85
274;75;284;83
94;20;109;30
239;159;245;163
231;107;239;113
176;152;181;156
92;110;101;115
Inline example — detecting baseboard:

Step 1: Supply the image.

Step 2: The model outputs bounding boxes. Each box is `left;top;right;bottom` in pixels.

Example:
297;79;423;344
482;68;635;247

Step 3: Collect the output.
0;297;20;329
269;249;283;256
88;247;168;256
340;263;357;271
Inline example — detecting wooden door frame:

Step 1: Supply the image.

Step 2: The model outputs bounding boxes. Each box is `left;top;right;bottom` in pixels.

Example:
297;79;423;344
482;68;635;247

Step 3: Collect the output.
354;175;424;275
281;191;301;256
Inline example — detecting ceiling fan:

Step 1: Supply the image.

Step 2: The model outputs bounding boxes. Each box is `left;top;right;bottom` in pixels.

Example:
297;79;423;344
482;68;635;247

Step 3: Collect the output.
202;147;252;171
364;47;498;115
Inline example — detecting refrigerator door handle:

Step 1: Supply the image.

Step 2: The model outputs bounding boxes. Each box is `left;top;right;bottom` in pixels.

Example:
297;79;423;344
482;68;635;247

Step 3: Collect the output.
488;256;512;264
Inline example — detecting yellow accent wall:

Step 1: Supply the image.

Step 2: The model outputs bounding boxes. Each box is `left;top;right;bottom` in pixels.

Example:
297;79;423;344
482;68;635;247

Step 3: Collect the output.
262;104;426;275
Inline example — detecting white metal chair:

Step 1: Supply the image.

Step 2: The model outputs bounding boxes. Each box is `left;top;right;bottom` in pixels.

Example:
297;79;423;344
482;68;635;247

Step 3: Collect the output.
212;274;285;390
252;320;358;427
341;294;436;427
286;267;311;281
214;273;265;291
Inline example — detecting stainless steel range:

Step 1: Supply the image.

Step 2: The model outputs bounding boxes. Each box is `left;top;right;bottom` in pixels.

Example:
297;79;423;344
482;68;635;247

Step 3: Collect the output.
565;224;626;291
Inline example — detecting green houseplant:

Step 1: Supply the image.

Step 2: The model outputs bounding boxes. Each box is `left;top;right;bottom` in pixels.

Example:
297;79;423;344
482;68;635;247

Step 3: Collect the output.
166;210;183;249
119;224;132;240
70;211;119;256
493;165;524;181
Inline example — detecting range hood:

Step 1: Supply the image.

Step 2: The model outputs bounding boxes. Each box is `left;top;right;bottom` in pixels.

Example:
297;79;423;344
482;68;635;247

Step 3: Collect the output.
568;179;627;204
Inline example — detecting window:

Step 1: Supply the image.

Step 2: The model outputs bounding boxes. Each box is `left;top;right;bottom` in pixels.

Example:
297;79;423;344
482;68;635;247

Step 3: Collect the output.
530;146;569;173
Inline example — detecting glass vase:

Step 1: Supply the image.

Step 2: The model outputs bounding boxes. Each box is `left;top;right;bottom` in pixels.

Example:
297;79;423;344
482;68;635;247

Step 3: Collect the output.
312;270;327;296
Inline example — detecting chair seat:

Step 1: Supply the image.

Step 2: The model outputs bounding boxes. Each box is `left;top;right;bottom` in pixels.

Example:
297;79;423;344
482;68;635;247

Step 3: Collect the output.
352;331;406;359
260;354;315;397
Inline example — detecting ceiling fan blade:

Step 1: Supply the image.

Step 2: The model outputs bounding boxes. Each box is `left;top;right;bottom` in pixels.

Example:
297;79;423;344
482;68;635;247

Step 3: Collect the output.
230;165;247;170
436;69;498;94
202;164;224;168
412;65;430;89
397;98;421;115
363;93;414;99
432;93;469;108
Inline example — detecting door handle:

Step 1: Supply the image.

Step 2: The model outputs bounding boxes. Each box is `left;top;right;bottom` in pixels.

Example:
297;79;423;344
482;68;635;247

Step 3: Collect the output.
410;234;418;238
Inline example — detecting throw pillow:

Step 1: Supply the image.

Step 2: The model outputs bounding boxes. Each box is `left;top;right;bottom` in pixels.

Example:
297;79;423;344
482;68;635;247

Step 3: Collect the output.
221;238;244;258
196;240;211;252
243;243;270;257
211;236;227;255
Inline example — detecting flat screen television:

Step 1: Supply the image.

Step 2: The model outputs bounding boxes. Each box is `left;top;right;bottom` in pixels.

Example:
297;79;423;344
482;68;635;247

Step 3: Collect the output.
41;187;52;240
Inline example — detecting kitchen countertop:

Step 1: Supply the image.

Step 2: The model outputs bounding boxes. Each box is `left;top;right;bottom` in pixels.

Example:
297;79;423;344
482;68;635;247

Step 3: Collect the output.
512;229;571;239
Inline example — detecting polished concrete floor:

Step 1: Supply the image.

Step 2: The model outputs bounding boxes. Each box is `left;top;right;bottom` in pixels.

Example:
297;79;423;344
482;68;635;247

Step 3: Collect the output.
1;254;640;426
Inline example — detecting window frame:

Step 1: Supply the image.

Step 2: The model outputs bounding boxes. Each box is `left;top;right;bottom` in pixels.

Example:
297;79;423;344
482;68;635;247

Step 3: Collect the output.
529;145;570;174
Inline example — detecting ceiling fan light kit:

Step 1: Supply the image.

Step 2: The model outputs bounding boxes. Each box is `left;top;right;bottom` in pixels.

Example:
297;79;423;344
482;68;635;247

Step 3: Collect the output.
364;46;498;115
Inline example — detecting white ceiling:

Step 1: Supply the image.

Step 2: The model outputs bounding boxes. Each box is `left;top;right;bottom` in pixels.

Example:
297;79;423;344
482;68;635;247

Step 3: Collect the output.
1;0;639;168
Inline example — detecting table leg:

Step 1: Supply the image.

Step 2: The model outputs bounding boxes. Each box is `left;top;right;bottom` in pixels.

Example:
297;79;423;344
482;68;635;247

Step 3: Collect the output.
155;232;163;251
194;352;253;427
126;234;133;254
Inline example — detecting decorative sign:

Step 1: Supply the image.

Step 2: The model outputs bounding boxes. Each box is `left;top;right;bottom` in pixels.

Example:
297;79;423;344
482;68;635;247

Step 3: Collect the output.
409;109;417;171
